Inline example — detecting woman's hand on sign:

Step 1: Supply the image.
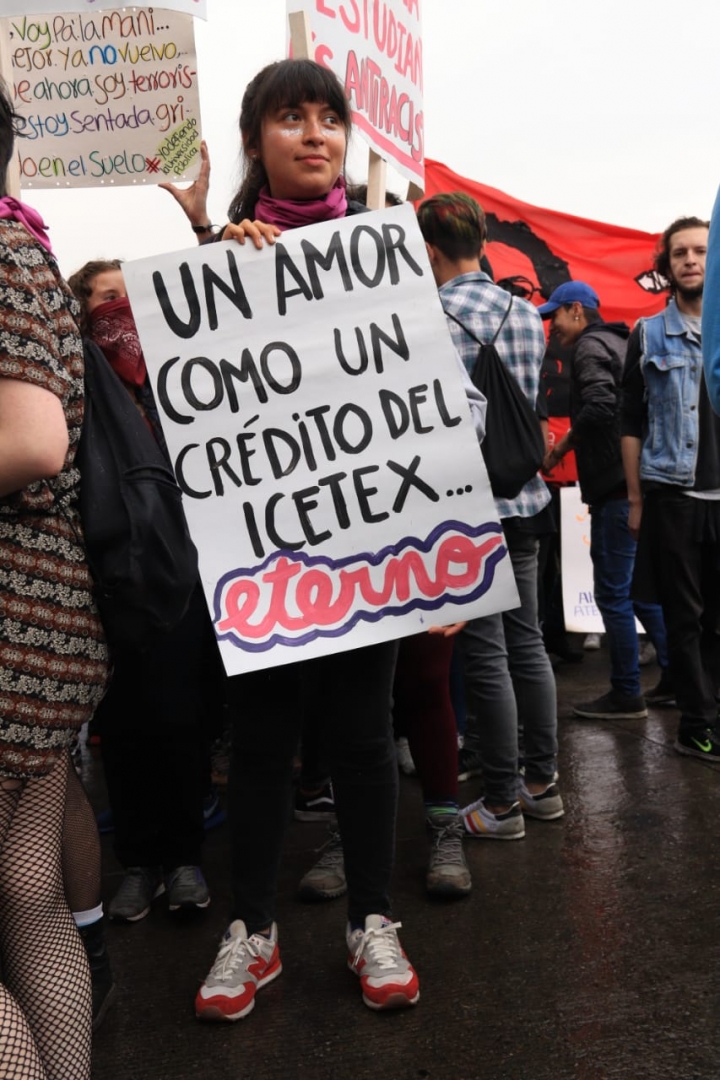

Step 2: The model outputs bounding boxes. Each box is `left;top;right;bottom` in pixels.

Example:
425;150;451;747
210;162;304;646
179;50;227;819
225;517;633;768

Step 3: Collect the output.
221;219;282;249
159;140;212;235
427;620;467;638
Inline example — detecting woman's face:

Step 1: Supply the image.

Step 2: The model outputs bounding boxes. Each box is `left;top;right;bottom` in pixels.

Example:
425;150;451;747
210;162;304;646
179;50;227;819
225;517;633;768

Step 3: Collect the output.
257;100;346;201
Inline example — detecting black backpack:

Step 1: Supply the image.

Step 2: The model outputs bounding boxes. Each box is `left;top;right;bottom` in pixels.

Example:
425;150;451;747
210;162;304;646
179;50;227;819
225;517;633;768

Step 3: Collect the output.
74;340;199;653
445;298;545;499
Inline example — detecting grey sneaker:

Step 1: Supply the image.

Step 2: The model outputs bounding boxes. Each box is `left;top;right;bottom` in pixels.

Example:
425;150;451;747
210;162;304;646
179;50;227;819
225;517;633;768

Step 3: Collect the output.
109;866;165;922
298;829;347;901
518;779;565;821
165;865;211;912
425;813;471;897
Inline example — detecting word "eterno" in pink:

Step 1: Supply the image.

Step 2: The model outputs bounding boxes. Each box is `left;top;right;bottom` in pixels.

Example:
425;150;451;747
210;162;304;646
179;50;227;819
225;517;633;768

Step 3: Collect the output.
213;521;506;652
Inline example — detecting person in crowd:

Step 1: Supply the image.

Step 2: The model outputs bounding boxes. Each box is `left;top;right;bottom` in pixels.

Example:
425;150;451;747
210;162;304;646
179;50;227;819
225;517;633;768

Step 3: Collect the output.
536;335;585;665
159;57;459;1022
702;185;720;413
0;81;109;1079
67;259;224;923
540;281;671;717
300;628;472;903
621;217;720;761
417;192;562;839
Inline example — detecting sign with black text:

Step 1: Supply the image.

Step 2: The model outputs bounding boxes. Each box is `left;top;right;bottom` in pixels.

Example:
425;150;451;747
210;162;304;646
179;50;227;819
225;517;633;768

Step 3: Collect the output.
2;7;202;188
124;205;516;674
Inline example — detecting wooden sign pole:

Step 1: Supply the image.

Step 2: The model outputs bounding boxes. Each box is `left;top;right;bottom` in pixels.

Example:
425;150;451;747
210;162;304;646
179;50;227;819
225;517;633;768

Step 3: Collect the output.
288;8;388;212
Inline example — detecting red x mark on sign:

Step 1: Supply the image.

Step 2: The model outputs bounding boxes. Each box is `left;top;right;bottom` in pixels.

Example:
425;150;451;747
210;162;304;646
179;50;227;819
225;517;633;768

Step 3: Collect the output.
145;157;162;174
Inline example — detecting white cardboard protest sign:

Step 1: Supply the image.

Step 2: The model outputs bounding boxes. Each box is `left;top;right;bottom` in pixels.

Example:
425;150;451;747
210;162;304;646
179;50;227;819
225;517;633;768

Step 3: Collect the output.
124;204;517;675
287;0;424;190
2;7;202;188
0;2;207;18
560;486;641;633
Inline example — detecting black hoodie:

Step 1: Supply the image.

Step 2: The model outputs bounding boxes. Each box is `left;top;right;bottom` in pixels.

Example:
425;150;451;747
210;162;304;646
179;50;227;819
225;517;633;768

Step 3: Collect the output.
568;320;630;506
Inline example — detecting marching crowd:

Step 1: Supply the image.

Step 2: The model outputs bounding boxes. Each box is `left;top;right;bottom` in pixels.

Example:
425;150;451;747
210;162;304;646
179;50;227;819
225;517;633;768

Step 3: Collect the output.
1;55;720;1079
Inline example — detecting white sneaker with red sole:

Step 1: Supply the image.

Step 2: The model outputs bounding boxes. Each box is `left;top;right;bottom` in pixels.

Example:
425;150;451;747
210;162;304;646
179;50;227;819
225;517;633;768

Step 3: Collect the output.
347;915;419;1010
195;920;281;1021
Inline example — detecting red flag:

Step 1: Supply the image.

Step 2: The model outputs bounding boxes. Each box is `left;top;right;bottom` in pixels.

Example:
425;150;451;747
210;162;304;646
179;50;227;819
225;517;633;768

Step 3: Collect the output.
422;159;667;326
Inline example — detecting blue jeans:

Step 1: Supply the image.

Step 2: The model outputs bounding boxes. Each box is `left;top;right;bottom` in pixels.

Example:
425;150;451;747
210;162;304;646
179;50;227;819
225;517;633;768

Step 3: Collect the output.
590;497;668;698
459;526;558;806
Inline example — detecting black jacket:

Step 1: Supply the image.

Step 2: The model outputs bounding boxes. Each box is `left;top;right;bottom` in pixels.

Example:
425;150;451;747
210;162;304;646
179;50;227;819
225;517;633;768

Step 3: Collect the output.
568;321;630;505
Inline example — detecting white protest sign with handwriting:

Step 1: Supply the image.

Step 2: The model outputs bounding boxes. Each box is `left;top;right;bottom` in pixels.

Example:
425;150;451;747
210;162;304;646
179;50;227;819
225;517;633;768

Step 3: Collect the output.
288;0;423;190
124;204;516;675
2;8;202;188
1;2;207;18
560;486;641;634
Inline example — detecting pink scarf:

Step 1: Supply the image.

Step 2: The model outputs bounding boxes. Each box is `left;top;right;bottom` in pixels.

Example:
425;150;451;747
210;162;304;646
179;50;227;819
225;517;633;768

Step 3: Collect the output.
254;176;347;230
0;197;52;254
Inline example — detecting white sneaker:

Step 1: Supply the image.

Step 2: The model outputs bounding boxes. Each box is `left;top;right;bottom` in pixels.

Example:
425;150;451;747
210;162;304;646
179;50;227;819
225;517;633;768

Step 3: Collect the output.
346;916;419;1010
460;797;525;839
518;778;565;821
395;737;416;776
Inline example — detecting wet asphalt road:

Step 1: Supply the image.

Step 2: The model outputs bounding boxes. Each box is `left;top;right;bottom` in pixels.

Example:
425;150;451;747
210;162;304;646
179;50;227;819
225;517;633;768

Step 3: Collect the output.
85;645;720;1080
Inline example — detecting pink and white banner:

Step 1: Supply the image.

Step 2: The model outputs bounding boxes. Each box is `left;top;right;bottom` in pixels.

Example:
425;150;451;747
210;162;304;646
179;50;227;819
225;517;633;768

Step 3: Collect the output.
288;0;424;189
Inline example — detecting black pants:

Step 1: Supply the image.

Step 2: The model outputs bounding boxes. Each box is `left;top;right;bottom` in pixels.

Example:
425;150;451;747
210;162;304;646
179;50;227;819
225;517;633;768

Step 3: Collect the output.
97;589;222;870
226;639;398;932
642;489;720;734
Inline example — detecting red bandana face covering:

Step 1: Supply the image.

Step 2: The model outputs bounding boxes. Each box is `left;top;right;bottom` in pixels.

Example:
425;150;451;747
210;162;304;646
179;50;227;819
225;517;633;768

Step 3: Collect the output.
88;297;147;388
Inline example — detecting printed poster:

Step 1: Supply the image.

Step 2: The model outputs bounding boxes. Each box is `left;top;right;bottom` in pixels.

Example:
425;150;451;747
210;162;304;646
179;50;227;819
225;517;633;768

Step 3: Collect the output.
124;204;518;675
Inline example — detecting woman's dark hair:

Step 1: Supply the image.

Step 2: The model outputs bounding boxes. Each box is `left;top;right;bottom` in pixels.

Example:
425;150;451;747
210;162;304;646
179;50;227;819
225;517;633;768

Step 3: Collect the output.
227;59;351;223
654;216;709;290
67;258;123;333
0;78;23;197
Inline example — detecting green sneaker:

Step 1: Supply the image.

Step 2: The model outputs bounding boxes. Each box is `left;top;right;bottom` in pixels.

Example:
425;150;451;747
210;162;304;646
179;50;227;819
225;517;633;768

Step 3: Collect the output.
674;729;720;762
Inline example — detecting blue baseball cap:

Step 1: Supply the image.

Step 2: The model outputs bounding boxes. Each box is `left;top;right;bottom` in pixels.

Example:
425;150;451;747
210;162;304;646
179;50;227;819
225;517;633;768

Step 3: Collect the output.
537;281;600;318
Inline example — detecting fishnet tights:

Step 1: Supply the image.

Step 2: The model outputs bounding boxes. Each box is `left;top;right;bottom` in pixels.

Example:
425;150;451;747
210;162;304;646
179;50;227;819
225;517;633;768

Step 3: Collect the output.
0;753;91;1080
62;765;101;915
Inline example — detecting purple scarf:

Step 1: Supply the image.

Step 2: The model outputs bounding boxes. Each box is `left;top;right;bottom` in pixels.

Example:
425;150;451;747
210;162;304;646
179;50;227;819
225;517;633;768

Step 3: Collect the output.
0;197;52;254
254;176;347;230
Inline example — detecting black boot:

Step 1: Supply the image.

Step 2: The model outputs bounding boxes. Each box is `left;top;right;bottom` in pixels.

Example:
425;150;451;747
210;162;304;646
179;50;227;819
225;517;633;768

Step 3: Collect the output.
79;918;116;1031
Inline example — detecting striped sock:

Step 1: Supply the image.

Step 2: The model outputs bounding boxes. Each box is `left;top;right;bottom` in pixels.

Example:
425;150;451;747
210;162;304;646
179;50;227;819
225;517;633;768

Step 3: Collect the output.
425;801;459;820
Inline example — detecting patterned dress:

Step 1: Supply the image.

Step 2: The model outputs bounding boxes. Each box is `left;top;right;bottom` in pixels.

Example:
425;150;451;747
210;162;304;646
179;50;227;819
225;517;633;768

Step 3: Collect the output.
0;220;109;778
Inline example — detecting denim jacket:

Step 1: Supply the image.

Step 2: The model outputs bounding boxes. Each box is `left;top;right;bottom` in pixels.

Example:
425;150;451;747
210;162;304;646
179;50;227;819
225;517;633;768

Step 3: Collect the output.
638;300;703;486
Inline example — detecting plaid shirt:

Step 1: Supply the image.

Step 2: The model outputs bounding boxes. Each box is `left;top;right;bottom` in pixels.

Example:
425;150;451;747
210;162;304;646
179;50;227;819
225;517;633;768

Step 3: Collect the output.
439;271;550;520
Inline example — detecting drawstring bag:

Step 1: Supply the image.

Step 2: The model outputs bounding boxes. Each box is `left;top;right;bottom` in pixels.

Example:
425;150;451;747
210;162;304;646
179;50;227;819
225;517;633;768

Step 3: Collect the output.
73;340;199;653
445;298;545;499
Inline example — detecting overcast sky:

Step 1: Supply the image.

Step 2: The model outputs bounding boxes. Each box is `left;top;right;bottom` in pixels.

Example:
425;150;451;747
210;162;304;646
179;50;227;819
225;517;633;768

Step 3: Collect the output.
16;0;720;277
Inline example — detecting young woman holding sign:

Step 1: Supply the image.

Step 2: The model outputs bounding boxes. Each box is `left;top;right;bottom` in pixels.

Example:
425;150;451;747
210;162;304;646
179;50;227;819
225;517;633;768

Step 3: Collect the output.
167;58;422;1020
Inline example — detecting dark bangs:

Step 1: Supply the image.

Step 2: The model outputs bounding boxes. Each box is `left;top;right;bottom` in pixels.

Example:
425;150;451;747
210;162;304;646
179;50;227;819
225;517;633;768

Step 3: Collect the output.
241;59;351;143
